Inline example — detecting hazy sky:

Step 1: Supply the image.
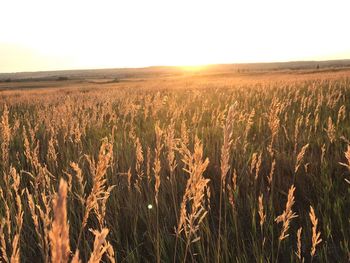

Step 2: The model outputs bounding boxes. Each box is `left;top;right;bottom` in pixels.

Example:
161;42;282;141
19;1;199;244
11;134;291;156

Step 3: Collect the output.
1;0;350;73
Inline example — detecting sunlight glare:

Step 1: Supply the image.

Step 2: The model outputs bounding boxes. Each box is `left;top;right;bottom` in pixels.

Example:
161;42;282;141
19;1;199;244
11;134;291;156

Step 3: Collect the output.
0;0;349;72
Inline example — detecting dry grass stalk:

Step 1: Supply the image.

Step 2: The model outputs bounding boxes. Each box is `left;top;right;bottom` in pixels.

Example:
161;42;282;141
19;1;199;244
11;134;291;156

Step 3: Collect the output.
321;144;326;164
38;193;52;261
309;206;322;258
314;111;320;133
326;117;336;143
294;117;303;155
177;136;210;242
11;168;23;263
220;105;235;184
339;145;350;171
258;194;266;229
71;251;81;263
217;105;235;261
73;139;114;256
95;188;114;229
26;189;46;256
82;139;113;229
47;127;58;166
0;168;24;263
250;152;262;180
227;169;237;209
0;202;22;262
295;144;309;173
1;104;11;170
70;162;86;204
72;123;82;144
166;121;177;178
180;121;189;147
243;108;255;152
267;159;276;192
88;228;110;263
135;137;144;181
337;105;346;125
3;197;11;236
255;153;262;180
49;179;70;263
0;187;11;237
0;219;9;263
296;227;302;261
268;104;280;155
250;153;257;174
275;185;297;241
154;124;163;205
10;234;20;263
127;168;132;190
106;242;116;263
146;147;151;182
23;128;40;172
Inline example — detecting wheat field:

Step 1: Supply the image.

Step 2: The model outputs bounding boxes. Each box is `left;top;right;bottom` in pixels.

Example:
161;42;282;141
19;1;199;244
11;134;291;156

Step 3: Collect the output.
0;70;349;262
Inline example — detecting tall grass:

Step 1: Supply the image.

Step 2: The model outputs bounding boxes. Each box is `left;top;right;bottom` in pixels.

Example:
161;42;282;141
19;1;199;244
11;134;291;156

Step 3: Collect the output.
0;74;349;262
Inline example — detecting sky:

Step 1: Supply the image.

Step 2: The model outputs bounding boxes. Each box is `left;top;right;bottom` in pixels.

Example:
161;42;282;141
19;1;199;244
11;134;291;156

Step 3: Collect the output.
0;0;350;73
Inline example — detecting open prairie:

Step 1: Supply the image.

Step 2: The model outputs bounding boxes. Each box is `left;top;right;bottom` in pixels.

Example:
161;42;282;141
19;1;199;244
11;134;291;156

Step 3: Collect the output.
0;68;350;262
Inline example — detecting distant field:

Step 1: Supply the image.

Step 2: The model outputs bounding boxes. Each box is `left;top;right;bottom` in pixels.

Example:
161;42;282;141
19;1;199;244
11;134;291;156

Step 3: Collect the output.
0;68;349;262
1;59;350;82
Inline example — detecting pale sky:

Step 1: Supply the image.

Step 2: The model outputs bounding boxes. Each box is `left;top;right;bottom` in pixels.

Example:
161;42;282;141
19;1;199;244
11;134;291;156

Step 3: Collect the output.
1;0;350;73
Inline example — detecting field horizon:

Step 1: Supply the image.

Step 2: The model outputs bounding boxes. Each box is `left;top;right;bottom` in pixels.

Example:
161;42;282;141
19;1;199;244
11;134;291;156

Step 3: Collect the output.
1;58;350;82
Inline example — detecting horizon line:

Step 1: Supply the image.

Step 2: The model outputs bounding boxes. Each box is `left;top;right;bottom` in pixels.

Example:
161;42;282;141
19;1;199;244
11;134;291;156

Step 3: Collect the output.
1;57;350;75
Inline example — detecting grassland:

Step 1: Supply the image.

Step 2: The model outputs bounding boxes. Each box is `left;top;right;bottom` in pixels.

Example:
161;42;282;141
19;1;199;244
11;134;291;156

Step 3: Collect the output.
0;68;350;262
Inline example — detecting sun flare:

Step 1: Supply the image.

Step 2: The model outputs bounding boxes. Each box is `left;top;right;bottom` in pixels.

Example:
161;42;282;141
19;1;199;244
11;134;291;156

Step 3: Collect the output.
180;64;208;72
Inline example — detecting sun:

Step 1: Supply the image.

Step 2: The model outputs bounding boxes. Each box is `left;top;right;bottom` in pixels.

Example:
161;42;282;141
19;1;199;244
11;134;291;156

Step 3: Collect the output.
179;64;208;72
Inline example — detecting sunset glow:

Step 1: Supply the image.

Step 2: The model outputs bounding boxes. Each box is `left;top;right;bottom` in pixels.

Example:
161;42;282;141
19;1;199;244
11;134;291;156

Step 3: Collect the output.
1;0;350;72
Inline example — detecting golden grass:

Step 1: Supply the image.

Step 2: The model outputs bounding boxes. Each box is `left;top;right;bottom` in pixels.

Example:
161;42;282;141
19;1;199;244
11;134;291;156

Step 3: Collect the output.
49;179;70;263
0;69;349;262
275;185;297;241
309;206;322;259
